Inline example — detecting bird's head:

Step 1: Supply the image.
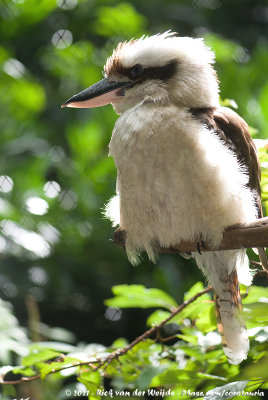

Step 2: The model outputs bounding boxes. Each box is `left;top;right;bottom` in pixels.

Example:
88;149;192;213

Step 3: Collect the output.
62;32;219;114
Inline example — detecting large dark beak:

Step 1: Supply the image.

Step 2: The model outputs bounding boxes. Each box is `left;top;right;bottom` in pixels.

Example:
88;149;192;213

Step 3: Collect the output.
61;78;130;109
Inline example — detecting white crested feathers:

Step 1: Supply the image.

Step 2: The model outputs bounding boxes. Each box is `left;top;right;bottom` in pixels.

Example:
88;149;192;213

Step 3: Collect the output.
106;31;216;72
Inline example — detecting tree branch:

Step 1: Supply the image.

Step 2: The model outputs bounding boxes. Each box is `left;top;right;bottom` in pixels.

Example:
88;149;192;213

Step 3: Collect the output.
113;217;268;253
95;286;212;370
0;287;212;385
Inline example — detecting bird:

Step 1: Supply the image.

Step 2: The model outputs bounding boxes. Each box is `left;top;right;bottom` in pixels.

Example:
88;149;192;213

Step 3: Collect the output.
62;32;265;365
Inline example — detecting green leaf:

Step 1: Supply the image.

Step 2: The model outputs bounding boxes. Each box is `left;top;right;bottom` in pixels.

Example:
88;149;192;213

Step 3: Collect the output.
112;337;129;349
204;380;249;400
177;334;198;345
134;365;169;390
175;344;206;361
195;302;217;332
80;370;101;385
184;282;206;301
12;366;36;377
127;339;155;356
244;302;268;328
244;379;266;392
244;302;268;321
168;282;216;332
146;310;171;326
105;285;178;310
37;356;81;379
151;365;199;386
171;294;215;331
241;355;268;380
243;286;268;304
22;348;61;367
78;370;102;400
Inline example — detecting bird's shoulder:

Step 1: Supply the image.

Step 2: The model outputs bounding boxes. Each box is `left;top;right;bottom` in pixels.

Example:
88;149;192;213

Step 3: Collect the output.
189;105;262;216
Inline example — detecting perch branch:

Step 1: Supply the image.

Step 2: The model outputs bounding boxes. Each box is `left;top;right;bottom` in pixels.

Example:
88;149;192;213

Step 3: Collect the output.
0;287;212;385
113;217;268;254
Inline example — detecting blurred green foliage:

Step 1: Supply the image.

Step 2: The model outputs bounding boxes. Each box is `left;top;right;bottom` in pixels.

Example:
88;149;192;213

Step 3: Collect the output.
1;282;268;399
0;0;268;399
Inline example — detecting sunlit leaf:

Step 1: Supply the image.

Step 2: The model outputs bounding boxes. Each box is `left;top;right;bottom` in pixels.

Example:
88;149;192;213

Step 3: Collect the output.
243;286;268;304
112;338;129;349
146;309;171;326
22;348;61;367
195;302;217;332
37;356;81;379
184;282;207;301
12;366;36;377
244;302;268;327
177;334;198;345
105;285;178;310
78;370;102;400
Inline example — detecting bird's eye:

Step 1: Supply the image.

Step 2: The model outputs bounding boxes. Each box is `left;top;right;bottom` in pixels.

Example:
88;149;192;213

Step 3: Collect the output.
129;64;144;79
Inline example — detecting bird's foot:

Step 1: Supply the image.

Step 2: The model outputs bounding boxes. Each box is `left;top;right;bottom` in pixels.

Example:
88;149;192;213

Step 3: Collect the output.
196;239;206;255
113;227;126;248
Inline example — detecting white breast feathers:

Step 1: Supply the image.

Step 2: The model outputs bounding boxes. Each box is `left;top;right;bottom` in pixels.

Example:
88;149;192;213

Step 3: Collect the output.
105;102;257;265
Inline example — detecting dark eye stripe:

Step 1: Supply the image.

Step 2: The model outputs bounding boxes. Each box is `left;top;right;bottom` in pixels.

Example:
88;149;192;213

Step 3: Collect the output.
139;59;177;82
111;59;178;82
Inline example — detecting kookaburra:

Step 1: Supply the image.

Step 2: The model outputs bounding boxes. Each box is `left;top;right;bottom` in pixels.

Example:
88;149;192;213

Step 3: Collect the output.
62;32;265;365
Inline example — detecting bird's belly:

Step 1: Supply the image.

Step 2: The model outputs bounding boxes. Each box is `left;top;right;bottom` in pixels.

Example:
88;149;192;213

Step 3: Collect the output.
109;105;257;253
117;153;221;249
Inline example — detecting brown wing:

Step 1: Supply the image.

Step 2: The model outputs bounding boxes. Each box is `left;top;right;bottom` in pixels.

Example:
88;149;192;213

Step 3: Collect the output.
190;106;262;218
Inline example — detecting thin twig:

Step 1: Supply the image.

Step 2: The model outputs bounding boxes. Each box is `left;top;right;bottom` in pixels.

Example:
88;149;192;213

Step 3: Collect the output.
250;260;263;267
0;287;212;385
254;270;268;277
250;260;268;277
94;286;213;370
0;360;100;385
0;373;41;385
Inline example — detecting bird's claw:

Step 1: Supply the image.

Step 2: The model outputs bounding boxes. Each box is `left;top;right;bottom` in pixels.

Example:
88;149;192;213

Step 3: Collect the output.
196;240;206;255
